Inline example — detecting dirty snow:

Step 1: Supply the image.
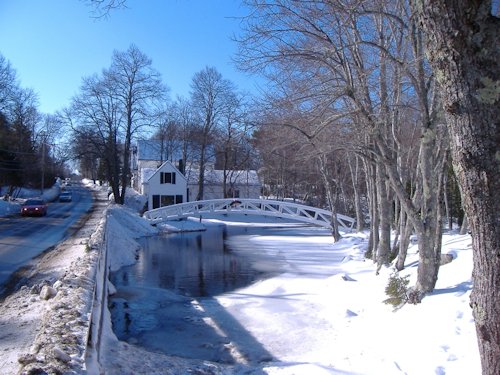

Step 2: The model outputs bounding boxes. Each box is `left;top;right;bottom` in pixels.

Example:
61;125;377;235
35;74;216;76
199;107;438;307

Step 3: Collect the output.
0;181;108;374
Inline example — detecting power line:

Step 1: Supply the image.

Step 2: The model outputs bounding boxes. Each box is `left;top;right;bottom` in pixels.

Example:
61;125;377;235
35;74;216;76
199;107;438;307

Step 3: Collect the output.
0;167;25;171
0;147;37;156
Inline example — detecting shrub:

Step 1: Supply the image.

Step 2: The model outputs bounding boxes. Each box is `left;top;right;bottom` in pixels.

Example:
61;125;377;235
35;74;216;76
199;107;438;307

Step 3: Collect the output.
383;273;410;311
364;249;373;259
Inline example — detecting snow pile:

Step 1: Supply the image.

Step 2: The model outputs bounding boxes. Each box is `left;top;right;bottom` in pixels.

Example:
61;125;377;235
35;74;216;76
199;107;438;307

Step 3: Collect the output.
0;183;62;217
106;186;148;213
123;187;148;213
0;182;61;202
157;217;207;233
0;198;21;216
105;205;158;272
18;245;99;374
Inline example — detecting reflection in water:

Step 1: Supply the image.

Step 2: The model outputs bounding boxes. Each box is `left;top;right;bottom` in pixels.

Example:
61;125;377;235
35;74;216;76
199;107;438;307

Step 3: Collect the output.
109;224;283;363
112;225;263;297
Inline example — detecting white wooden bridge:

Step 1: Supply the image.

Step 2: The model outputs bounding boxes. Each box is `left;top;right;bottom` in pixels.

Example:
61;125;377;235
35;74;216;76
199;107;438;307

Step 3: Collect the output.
143;198;356;231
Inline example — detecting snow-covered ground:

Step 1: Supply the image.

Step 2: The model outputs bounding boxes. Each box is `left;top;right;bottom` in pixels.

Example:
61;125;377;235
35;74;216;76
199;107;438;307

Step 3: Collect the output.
0;182;61;218
0;183;481;374
97;211;481;374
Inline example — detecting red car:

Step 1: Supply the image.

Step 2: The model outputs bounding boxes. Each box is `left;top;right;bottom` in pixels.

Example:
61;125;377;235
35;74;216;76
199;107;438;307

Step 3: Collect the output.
21;199;48;216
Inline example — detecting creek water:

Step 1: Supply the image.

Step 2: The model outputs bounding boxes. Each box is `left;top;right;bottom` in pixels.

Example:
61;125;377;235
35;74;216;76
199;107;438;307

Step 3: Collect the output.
109;223;299;363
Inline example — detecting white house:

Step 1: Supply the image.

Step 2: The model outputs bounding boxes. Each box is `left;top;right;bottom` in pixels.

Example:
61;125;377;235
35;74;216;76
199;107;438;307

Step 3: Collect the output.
141;161;187;210
186;167;261;201
131;139;181;193
132;139;262;207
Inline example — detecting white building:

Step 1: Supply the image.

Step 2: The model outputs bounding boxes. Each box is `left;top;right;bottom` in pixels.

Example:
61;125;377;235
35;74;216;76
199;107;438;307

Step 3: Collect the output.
131;139;178;193
132;139;261;208
186;167;261;201
141;161;187;210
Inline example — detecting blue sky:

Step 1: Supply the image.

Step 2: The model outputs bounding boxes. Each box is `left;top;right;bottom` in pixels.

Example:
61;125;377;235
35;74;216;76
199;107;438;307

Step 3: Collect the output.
0;0;258;114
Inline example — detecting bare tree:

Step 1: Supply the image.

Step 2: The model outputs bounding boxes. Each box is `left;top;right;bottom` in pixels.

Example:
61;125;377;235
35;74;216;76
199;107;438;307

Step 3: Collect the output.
253;95;355;240
214;92;256;198
238;0;450;295
151;97;200;174
0;54;18;113
253;125;308;201
66;45;167;203
347;154;365;232
105;44;167;203
411;2;499;373
68;73;123;201
82;0;126;18
71;127;103;181
190;67;237;200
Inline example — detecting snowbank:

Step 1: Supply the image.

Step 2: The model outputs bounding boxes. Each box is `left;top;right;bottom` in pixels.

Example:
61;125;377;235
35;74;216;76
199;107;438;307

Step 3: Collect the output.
230;232;478;374
156;217;207;233
0;183;61;217
0;198;21;216
12;185;109;375
105;205;158;272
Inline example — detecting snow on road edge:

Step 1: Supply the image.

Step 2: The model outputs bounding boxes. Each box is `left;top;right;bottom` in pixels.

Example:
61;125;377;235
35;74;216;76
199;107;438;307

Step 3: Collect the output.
3;187;109;375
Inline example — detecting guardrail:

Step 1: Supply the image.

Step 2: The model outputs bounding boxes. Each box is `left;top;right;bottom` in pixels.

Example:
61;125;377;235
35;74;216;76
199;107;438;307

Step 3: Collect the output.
85;200;110;370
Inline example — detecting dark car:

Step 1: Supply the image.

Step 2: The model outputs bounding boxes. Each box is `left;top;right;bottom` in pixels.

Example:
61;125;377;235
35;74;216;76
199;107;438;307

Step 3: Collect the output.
59;191;72;202
21;199;48;216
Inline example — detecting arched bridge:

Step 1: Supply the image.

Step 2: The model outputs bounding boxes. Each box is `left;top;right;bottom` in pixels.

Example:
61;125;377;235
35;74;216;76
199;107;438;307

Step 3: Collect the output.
143;198;356;231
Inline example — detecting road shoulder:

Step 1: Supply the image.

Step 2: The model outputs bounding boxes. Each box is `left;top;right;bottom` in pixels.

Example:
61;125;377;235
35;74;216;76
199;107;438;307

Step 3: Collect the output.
0;187;109;374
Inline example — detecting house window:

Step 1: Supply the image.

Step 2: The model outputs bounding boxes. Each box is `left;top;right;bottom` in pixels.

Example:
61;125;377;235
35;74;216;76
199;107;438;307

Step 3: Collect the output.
152;195;160;209
161;195;175;206
152;194;183;209
160;172;176;184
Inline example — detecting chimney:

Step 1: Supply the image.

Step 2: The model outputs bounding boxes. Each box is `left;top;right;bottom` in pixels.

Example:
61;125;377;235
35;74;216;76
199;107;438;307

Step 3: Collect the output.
178;159;185;175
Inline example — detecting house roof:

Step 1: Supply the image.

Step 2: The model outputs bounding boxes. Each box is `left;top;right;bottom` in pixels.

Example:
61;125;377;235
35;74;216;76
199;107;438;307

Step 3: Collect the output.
186;168;261;186
140;168;156;184
142;160;187;184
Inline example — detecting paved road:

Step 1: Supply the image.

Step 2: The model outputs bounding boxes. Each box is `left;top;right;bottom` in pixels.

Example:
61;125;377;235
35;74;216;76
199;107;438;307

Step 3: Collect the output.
0;184;93;293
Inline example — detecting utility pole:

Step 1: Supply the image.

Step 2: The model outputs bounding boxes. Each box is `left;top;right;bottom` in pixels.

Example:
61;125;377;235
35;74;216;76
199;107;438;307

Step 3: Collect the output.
40;131;46;196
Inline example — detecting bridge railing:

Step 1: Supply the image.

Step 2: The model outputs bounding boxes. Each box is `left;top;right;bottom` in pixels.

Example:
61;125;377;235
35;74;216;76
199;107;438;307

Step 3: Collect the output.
143;198;356;231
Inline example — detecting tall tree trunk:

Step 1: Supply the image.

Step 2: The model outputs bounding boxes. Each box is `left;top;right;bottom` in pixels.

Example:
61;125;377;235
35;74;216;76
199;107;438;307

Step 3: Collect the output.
413;128;443;296
120;114;132;205
412;2;500;373
377;125;447;299
391;196;400;258
365;161;379;259
196;142;207;201
107;131;121;204
395;207;412;271
443;169;452;230
348;155;364;232
376;163;391;272
460;215;469;235
317;154;341;241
